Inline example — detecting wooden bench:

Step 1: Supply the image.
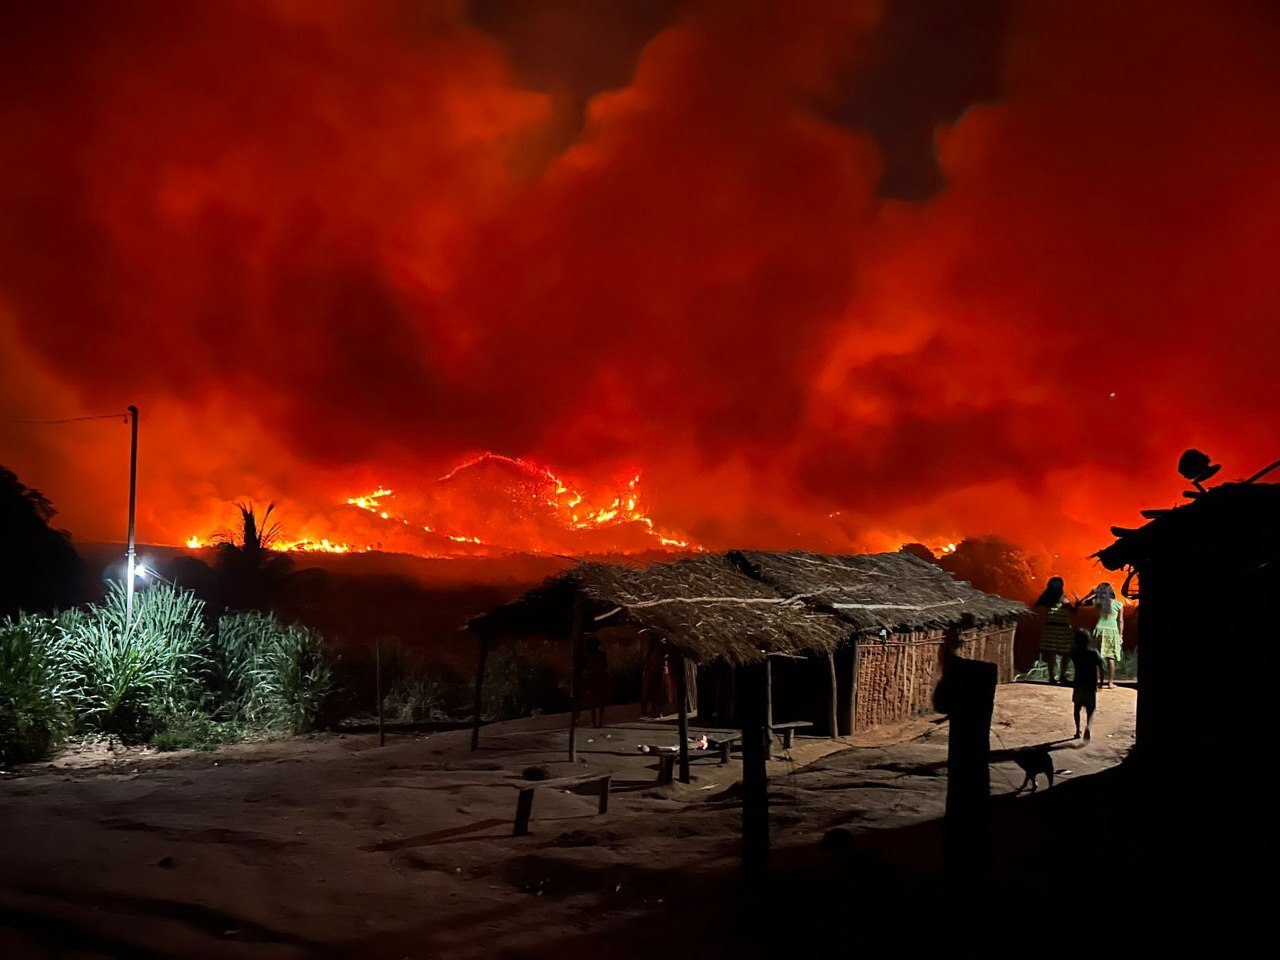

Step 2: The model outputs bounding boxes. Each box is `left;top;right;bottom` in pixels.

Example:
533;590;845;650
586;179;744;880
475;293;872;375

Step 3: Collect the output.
514;772;611;837
650;735;743;784
770;720;813;750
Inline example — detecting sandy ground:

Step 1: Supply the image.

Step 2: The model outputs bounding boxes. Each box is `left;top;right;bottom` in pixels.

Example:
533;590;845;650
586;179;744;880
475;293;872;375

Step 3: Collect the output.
0;682;1135;959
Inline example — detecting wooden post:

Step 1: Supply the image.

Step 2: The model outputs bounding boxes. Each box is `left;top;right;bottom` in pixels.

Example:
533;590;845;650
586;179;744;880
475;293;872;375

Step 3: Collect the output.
827;651;839;740
568;599;585;763
738;660;769;879
764;656;774;760
514;787;535;836
469;635;489;752
938;653;997;879
676;652;691;783
376;639;385;748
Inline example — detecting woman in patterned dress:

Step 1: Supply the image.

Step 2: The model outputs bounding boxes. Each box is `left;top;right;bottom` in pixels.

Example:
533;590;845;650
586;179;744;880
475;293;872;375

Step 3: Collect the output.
1035;576;1076;684
1086;582;1124;688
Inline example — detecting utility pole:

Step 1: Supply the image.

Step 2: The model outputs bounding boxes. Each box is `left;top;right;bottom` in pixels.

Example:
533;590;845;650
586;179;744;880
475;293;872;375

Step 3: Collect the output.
124;405;139;626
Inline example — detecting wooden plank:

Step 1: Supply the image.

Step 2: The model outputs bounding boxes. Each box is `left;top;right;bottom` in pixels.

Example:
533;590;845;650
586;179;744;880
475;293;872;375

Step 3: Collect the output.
469;636;489;752
850;640;860;735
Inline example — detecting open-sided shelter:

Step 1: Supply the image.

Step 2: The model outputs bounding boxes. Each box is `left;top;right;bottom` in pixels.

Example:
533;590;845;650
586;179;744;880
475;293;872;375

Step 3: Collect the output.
466;553;848;776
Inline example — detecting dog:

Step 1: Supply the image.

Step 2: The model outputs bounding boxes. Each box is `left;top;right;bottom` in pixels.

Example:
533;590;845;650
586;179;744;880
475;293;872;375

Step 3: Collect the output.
1012;746;1055;793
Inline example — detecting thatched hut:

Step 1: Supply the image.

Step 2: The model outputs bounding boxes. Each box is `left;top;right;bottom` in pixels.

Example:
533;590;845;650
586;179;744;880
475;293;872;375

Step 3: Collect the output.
467;554;848;776
1096;477;1280;766
727;550;1025;732
467;549;1025;766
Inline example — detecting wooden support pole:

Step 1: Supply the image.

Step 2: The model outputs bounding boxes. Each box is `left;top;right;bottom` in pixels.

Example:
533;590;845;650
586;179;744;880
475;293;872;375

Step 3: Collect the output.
827;651;839;740
568;600;585;763
676;652;691;783
514;787;534;837
376;639;385;748
738;660;769;879
939;653;997;880
470;636;489;752
764;656;774;760
597;776;611;815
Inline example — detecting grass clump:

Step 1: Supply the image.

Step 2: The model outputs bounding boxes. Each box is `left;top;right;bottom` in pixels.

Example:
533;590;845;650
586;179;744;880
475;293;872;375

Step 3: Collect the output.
55;583;208;743
216;612;337;734
0;615;71;765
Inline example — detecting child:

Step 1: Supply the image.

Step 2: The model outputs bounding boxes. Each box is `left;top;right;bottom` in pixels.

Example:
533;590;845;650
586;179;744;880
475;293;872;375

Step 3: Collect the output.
1069;628;1105;740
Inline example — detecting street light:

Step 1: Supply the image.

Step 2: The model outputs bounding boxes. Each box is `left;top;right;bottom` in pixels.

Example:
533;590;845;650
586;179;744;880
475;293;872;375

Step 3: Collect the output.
124;405;139;625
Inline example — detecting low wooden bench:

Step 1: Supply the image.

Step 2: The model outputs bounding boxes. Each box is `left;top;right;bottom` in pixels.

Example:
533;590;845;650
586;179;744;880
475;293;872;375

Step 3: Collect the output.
771;720;813;749
514;772;611;836
650;735;742;784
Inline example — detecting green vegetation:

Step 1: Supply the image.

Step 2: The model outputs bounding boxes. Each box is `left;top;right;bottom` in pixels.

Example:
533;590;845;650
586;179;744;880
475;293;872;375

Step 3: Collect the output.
0;583;339;765
0;615;71;765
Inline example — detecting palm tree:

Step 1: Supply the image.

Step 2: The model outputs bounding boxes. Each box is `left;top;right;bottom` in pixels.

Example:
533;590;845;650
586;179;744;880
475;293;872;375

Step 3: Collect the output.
211;502;296;612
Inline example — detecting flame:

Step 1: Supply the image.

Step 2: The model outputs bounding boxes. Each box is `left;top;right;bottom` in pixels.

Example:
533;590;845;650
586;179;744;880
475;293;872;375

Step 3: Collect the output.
184;453;697;557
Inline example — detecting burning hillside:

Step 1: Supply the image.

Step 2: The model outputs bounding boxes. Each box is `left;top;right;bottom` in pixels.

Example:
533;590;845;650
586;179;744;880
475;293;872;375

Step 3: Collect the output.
185;453;695;558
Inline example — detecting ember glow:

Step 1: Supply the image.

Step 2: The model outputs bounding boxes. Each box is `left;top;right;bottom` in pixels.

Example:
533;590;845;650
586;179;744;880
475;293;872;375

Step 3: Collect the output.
1;2;1277;585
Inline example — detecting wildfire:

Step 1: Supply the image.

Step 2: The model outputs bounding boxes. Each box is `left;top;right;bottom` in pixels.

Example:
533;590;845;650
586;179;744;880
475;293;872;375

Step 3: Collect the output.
182;453;697;558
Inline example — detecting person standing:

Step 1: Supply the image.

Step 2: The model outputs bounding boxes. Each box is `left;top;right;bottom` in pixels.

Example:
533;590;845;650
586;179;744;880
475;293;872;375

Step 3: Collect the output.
1035;576;1076;684
1069;629;1106;740
1086;582;1124;687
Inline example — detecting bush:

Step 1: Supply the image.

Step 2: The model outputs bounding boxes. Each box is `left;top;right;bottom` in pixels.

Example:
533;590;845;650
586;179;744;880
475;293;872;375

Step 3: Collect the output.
482;646;566;721
149;708;243;752
54;583;210;743
0;615;71;765
383;672;451;723
217;613;336;733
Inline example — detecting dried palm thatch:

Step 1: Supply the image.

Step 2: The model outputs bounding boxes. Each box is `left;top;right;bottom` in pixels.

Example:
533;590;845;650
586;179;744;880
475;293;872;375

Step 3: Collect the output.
470;549;1025;664
729;550;1027;636
469;554;847;665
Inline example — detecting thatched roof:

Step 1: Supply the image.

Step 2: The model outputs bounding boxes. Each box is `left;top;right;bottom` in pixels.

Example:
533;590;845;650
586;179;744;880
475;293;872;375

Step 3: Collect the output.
730;549;1027;636
469;554;847;665
1096;480;1280;574
469;549;1026;664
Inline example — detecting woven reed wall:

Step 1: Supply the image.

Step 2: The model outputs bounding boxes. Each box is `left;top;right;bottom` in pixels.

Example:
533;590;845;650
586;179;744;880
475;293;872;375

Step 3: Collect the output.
854;624;1016;730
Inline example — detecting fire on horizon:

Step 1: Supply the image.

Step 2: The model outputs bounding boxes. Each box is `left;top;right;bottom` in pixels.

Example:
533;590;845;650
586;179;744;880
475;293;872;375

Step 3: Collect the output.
1;2;1278;588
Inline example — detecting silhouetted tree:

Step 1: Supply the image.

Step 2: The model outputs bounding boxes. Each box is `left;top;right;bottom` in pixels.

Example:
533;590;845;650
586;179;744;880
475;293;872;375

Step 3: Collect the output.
210;502;297;612
0;466;83;618
938;536;1036;601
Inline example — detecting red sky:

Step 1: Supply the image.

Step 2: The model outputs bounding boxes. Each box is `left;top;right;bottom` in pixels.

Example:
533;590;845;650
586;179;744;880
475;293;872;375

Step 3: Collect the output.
1;1;1277;589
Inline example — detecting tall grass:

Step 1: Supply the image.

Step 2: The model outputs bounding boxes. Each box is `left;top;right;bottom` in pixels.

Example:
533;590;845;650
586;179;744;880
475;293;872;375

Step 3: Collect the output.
54;583;209;742
216;613;336;733
0;615;70;764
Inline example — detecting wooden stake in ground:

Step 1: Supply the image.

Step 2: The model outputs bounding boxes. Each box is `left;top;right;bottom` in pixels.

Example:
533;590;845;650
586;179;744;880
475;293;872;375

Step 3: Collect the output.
568;600;585;763
936;649;997;879
376;639;385;748
827;651;840;740
469;636;489;752
738;659;769;879
763;656;774;760
676;651;691;783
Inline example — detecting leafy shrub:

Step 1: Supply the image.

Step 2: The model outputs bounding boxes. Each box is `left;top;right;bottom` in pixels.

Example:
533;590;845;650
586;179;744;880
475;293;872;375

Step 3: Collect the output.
0;615;71;765
383;672;451;723
217;613;336;733
54;583;210;742
149;708;243;752
482;646;566;721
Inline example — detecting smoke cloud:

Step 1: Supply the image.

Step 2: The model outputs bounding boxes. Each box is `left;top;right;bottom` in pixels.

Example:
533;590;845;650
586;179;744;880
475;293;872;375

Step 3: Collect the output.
2;1;1277;589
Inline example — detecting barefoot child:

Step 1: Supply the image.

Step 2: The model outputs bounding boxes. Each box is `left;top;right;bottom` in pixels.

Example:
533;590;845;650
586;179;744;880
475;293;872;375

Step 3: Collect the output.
1070;628;1105;740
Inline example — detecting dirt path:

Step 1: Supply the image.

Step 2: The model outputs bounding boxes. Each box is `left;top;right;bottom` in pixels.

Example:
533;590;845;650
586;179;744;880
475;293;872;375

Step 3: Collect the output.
0;682;1135;959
